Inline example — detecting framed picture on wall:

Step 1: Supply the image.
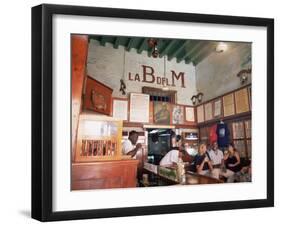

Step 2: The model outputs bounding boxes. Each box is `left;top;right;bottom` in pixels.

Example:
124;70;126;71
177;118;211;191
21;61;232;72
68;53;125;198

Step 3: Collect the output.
213;98;222;118
154;102;171;125
83;76;113;115
172;105;184;124
185;106;195;122
32;4;274;221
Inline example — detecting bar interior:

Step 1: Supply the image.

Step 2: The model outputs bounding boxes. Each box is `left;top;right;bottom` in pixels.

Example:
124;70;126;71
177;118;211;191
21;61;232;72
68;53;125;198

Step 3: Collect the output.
71;34;252;190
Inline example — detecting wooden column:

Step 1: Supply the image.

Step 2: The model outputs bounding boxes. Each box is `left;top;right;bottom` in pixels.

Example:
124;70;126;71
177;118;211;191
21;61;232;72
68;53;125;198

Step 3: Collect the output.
71;35;88;161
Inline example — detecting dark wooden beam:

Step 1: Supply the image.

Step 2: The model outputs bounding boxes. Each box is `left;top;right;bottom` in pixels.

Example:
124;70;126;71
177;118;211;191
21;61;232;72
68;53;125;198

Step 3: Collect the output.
190;43;214;62
113;37;121;49
100;36;107;46
168;40;190;61
137;38;148;54
126;38;134;51
177;41;203;63
159;40;177;58
192;43;216;65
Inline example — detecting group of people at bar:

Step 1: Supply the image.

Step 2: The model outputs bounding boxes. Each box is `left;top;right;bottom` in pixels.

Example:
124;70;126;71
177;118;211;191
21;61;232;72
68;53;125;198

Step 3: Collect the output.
122;130;251;184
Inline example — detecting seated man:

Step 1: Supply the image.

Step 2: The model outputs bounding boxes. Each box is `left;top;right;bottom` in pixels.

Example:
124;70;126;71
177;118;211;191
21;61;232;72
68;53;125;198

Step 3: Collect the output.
160;135;184;167
122;130;142;159
208;141;224;179
194;142;217;178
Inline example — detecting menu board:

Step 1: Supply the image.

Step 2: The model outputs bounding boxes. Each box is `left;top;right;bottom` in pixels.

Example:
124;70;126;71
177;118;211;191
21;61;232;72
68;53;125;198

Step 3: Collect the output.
235;88;250;114
112;99;128;121
213;99;222;117
204;102;213;121
185;107;195;122
223;93;235;117
129;93;150;123
197;105;204;123
172;105;184;124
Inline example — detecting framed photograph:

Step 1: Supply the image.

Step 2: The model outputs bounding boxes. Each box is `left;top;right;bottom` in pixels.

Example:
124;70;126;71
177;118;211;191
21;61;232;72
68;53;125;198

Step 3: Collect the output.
154;102;171;125
32;4;274;222
172;105;184;124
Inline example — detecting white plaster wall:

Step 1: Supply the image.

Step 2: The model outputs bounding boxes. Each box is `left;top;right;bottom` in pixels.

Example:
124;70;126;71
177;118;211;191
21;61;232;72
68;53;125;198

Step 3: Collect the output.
87;40;197;105
195;43;251;102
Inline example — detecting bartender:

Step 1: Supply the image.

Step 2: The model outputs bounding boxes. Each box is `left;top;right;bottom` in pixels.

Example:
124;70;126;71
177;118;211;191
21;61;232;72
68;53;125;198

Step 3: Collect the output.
159;134;184;166
122;130;142;158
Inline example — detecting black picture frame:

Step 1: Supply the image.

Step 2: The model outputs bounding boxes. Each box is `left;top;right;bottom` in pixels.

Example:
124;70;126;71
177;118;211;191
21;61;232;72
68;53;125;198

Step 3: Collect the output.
32;4;274;222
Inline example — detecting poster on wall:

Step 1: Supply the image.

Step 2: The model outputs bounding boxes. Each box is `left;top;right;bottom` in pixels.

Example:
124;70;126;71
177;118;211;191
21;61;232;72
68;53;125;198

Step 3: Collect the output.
129;93;150;123
172;105;184;124
197;105;204;123
204;102;213;121
213;98;222;117
154;102;171;125
112;99;128;121
185;107;195;122
235;88;250;114
223;93;235;117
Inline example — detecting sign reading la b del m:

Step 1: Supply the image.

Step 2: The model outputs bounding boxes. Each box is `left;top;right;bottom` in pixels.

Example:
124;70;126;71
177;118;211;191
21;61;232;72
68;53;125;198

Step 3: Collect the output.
128;65;186;88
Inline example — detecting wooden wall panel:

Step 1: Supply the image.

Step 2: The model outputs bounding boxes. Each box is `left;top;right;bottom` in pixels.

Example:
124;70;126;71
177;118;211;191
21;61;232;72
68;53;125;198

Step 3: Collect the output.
71;35;89;161
72;160;138;190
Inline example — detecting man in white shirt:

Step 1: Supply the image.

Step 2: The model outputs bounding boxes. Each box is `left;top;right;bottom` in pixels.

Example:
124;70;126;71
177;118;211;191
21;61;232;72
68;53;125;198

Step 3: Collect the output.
208;141;224;178
122;130;142;159
160;135;183;166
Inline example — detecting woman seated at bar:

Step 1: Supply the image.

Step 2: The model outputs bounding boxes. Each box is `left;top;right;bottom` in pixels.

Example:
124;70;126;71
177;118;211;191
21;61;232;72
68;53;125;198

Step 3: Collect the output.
221;143;241;182
159;134;184;167
194;142;219;179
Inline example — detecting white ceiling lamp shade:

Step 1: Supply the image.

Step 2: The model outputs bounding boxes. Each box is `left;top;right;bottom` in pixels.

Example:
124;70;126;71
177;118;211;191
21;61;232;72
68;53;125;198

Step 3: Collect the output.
215;42;228;53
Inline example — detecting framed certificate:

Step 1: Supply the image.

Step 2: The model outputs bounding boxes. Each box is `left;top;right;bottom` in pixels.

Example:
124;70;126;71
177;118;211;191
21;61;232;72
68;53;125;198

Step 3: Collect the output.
129;93;150;123
112;98;128;121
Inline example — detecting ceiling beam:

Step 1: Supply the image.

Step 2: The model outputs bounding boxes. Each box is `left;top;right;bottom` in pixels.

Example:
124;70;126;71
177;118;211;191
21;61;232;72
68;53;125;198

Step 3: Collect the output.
113;37;121;49
189;43;214;62
137;38;148;54
177;41;203;63
168;40;190;61
192;43;216;65
126;38;134;51
100;36;107;46
159;40;177;58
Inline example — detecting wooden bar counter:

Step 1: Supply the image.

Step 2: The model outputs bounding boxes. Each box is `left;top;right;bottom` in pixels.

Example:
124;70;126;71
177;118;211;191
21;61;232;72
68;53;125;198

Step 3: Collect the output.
72;159;138;190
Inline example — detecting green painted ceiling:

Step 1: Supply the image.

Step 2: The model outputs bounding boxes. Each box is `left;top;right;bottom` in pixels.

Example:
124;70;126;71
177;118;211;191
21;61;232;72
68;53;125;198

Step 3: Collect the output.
88;35;223;66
